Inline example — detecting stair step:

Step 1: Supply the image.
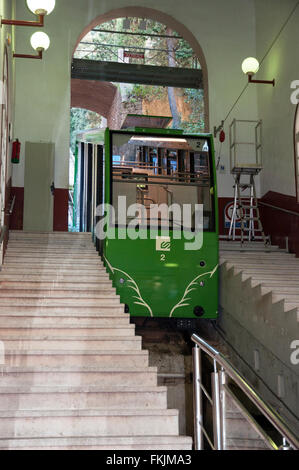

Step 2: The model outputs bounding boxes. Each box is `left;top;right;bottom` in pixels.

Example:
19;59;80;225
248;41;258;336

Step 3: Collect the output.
0;409;179;438
225;416;270;441
2;266;105;273
0;326;135;337
8;240;94;244
221;257;298;265
9;246;97;250
225;263;299;272
4;260;103;267
5;253;99;259
258;280;299;287
5;250;97;257
0;298;120;307
227;264;299;274
0;337;142;350
220;251;294;257
0;435;192;450
243;273;299;281
272;294;299;302
0;366;158;387
6;242;96;248
0;306;124;315
0;282;113;289
220;245;279;252
0;290;117;298
0;386;167;411
268;287;299;294
0;316;130;327
225;437;269;450
284;303;299;313
0;274;109;281
0;276;110;283
9;231;92;238
3;350;149;367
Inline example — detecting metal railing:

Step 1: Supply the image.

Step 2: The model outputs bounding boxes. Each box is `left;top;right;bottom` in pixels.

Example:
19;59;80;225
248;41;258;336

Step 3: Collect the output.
192;333;299;450
0;225;7;249
0;196;16;251
7;195;16;216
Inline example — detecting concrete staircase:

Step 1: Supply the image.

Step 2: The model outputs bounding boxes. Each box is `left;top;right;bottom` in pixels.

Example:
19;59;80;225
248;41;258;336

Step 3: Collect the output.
219;241;299;434
220;242;299;341
0;231;192;450
223;391;270;450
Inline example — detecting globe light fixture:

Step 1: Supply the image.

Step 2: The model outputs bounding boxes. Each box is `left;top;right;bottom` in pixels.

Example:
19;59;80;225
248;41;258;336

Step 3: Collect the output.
26;0;56;16
242;56;275;86
242;57;260;76
30;31;50;51
1;0;55;28
13;31;50;60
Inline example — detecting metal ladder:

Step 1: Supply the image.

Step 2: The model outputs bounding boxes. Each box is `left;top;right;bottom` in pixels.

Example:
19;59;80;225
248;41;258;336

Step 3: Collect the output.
229;171;268;245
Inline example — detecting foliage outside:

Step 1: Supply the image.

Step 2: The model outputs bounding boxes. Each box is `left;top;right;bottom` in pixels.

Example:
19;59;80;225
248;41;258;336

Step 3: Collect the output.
70;108;102;154
73;18;205;133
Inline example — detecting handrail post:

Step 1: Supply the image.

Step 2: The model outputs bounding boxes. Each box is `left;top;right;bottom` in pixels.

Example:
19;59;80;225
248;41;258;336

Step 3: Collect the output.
220;368;227;450
193;344;203;450
282;438;291;451
0;225;7;247
191;333;299;450
212;359;223;450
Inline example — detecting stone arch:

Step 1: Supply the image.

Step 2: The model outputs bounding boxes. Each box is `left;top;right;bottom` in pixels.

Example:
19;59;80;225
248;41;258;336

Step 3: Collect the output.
72;6;209;131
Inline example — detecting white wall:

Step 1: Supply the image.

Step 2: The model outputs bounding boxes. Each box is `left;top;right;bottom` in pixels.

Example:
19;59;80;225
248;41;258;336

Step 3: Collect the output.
0;0;16;184
255;0;299;198
12;0;260;197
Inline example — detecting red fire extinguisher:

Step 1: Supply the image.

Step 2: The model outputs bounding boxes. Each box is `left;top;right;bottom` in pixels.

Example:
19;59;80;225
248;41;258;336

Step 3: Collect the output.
219;129;226;143
11;139;21;164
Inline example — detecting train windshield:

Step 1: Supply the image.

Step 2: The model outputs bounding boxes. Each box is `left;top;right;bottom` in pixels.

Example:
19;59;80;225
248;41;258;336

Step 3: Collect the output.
110;131;215;231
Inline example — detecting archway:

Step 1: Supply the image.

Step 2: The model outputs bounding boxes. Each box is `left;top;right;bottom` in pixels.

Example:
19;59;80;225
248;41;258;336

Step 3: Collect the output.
72;6;209;131
70;7;210;233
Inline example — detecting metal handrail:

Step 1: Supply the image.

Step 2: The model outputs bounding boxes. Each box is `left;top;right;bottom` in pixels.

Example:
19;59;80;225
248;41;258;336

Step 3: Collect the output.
8;195;16;216
192;333;299;450
0;225;7;248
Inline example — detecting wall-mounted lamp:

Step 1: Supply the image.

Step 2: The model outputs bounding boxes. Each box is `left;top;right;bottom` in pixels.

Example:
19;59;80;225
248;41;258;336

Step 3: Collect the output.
13;31;50;59
242;57;275;86
1;0;55;28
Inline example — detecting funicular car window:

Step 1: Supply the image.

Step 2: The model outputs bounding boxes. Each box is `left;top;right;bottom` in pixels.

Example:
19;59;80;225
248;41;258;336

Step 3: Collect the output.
111;132;215;231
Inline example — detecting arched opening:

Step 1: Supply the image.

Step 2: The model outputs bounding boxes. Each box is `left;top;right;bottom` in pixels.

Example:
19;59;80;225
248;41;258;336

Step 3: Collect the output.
294;104;299;202
72;6;209;129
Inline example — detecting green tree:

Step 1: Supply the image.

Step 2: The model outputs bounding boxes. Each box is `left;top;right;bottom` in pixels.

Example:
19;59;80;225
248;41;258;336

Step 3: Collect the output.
74;18;204;131
70;108;102;153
